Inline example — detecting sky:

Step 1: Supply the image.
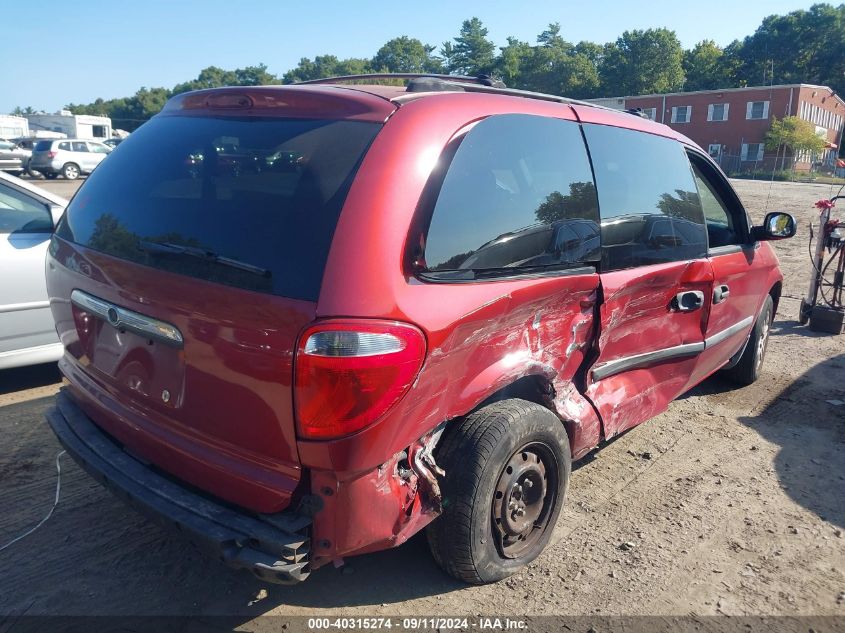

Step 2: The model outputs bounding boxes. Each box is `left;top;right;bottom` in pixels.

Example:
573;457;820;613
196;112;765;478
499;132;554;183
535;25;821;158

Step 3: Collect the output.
1;0;821;114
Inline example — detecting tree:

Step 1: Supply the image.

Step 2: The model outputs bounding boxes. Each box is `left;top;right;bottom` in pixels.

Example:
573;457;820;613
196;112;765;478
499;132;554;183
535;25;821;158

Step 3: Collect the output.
372;36;442;73
600;28;685;95
283;55;371;83
11;106;36;116
495;37;534;88
683;40;732;91
443;17;496;75
535;182;598;224
765;116;827;168
731;4;845;96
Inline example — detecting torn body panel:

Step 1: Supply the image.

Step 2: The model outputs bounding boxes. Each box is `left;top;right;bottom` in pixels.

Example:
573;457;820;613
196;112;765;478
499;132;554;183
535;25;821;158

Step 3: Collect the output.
586;260;712;439
309;429;445;567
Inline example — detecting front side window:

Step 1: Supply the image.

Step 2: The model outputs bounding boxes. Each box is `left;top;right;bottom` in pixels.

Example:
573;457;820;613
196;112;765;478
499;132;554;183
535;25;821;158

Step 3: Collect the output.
421;114;600;279
583;123;707;271
57;116;380;301
688;154;747;249
0;181;53;234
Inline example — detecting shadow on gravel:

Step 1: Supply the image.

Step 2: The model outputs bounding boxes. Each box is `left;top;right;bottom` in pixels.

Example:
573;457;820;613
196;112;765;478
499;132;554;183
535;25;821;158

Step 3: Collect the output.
0;363;62;397
0;398;464;620
738;353;845;530
771;318;832;339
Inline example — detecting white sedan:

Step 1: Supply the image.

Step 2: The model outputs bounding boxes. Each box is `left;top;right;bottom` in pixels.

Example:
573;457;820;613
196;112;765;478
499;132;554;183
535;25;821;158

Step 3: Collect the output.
0;172;66;369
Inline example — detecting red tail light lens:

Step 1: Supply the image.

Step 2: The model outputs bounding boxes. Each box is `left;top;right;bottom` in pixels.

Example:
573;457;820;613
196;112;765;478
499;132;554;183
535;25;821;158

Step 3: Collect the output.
47;151;57;158
294;320;426;440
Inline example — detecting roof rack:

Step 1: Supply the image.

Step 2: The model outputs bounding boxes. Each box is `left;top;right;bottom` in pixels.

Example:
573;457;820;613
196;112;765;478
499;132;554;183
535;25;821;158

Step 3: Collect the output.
296;73;506;88
296;73;624;115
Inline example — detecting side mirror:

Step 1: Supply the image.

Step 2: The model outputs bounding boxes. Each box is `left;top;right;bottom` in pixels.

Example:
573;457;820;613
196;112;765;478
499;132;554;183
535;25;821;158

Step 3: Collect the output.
751;212;796;241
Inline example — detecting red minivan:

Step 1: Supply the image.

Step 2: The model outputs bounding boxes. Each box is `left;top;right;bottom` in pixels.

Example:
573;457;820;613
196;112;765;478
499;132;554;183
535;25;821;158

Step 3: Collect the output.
46;75;795;584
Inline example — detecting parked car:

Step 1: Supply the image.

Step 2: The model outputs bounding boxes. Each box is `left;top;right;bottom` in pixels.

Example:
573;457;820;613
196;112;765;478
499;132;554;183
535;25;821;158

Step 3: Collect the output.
103;138;124;148
44;77;796;586
0;171;66;370
29;138;111;180
0;138;33;176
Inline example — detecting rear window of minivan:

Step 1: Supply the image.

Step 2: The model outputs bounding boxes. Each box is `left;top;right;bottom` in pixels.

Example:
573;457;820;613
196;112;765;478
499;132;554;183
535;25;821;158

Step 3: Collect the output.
56;116;380;301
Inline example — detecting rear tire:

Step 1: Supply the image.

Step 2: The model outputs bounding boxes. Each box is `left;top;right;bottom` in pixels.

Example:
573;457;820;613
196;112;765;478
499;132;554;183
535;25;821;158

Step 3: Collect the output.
426;399;570;584
724;295;773;386
62;163;80;180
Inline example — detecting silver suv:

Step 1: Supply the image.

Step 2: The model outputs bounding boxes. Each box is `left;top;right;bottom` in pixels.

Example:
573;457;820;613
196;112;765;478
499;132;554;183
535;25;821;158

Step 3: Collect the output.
30;139;111;180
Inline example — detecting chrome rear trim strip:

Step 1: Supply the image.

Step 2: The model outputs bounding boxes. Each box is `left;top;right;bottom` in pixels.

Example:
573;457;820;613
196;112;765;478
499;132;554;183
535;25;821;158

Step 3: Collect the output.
70;289;183;348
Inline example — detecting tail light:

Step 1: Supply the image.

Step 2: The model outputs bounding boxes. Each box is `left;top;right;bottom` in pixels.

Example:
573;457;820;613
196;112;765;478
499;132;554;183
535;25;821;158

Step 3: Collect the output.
47;151;57;158
294;320;426;440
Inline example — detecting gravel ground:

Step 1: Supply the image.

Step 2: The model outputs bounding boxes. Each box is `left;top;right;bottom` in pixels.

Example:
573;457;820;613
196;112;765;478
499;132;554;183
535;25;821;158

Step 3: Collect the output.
0;178;843;620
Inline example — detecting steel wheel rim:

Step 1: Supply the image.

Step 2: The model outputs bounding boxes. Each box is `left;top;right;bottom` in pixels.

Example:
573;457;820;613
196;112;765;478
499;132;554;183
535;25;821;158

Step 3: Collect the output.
491;442;559;559
756;314;771;371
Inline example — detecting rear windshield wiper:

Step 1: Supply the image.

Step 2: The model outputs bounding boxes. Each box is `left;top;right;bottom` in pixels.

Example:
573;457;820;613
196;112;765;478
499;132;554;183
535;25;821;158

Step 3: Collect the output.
138;240;270;277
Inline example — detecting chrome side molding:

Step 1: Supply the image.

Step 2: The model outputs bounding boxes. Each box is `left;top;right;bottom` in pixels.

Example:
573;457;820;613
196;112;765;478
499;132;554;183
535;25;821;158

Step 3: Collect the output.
70;289;183;347
704;316;754;348
591;342;705;381
591;315;755;382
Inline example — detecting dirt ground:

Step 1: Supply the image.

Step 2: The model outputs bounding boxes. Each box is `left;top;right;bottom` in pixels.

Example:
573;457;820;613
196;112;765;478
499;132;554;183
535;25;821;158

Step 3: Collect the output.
0;179;843;620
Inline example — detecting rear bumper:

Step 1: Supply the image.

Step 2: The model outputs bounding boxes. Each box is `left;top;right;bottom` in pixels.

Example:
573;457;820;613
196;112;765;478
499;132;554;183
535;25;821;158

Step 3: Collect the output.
46;389;312;584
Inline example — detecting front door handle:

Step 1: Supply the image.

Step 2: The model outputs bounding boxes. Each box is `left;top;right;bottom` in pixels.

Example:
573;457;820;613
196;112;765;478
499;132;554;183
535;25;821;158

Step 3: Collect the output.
672;290;705;312
713;284;730;304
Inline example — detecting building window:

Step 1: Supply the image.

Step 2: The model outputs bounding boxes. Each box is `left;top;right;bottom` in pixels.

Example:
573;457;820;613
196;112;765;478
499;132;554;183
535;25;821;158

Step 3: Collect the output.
641;108;657;121
671;106;691;124
708;144;722;158
707;103;729;122
741;143;765;161
746;101;770;120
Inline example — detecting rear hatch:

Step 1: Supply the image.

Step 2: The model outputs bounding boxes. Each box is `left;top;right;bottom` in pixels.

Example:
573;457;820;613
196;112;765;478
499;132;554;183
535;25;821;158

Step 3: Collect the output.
46;87;392;513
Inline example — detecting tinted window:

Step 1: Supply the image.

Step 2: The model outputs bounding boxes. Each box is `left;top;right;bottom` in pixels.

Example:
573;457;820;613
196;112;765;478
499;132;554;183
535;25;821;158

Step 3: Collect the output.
72;142;89;152
57;116;380;301
0;181;52;234
35;140;52;151
583;124;706;271
58;142;72;151
423;114;599;278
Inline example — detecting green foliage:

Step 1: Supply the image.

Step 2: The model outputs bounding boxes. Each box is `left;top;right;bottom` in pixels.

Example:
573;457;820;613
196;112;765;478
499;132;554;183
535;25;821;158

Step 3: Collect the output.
372;36;442;73
535;182;598;224
765;116;827;154
683;40;733;91
442;17;496;75
600;28;685;95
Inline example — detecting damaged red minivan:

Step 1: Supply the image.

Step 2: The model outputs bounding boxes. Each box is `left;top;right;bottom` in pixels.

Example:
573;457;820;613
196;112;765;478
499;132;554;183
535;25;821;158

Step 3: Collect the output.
46;75;795;584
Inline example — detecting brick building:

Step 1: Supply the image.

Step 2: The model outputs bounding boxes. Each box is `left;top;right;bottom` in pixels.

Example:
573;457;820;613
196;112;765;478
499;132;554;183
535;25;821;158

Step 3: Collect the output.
588;84;845;174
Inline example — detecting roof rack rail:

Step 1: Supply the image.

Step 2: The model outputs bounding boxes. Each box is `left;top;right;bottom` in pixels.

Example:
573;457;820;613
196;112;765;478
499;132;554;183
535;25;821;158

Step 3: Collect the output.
296;73;506;88
296;73;633;116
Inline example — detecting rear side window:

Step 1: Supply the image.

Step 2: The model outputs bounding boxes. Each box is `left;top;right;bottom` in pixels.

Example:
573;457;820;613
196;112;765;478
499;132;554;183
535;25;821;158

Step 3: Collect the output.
422;114;599;279
56;116;380;301
583;124;706;271
58;142;72;151
35;140;52;151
